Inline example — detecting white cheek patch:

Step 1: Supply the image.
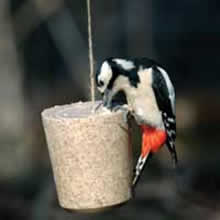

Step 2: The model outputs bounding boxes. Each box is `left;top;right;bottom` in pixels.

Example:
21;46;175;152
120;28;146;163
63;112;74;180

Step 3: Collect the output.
113;58;135;70
98;61;113;91
100;61;112;78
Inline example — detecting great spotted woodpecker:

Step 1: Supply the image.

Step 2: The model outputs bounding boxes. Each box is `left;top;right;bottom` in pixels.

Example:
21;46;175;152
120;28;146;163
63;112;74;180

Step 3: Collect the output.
96;57;177;188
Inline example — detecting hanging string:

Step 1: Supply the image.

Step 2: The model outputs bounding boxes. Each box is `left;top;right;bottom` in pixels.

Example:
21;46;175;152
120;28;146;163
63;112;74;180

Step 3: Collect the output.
87;0;95;102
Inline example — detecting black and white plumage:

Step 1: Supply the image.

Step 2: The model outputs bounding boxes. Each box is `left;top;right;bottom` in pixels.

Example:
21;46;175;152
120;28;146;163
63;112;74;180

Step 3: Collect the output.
151;65;177;167
96;57;178;187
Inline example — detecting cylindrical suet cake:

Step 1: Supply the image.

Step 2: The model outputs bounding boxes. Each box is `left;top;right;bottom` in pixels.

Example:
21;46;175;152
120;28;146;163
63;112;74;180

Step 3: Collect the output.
41;101;133;211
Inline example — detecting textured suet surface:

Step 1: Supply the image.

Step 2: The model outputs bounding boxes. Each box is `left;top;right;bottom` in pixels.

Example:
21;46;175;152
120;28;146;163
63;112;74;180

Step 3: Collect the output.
42;101;133;210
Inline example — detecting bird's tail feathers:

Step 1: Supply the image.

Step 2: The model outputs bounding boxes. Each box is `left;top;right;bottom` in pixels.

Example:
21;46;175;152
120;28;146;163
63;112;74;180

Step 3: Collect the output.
132;152;151;187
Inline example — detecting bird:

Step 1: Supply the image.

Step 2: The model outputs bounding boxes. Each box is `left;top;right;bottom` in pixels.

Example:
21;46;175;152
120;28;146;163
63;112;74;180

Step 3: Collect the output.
96;57;177;188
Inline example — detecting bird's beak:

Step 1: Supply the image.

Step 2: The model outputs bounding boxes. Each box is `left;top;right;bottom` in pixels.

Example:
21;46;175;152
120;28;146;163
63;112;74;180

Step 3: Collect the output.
103;89;112;109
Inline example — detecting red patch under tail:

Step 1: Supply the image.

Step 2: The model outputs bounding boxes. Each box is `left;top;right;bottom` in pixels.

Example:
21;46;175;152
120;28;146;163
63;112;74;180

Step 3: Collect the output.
141;125;167;157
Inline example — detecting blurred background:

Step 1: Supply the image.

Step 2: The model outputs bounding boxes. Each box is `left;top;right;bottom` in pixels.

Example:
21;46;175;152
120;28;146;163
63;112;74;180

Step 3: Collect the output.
0;0;220;219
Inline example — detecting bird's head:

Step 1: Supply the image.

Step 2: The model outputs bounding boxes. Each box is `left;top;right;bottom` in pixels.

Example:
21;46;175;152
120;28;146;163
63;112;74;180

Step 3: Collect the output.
96;58;136;96
96;59;113;96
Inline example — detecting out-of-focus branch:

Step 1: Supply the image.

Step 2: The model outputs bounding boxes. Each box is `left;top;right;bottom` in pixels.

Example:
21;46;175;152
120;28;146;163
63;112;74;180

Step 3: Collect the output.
12;0;89;95
0;0;31;180
12;0;64;42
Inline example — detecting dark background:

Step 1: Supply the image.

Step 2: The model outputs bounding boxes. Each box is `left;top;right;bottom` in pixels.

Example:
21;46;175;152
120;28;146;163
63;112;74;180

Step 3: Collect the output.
0;0;220;219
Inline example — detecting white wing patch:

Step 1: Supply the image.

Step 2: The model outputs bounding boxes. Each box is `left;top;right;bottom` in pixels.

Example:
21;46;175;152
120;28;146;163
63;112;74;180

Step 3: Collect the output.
157;67;175;114
113;58;135;70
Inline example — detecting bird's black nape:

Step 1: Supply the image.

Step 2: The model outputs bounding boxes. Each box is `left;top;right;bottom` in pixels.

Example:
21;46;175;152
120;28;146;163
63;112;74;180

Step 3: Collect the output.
106;58;140;89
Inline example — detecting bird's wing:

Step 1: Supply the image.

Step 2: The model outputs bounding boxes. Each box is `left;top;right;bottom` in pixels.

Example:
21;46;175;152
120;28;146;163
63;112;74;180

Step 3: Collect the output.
151;66;176;143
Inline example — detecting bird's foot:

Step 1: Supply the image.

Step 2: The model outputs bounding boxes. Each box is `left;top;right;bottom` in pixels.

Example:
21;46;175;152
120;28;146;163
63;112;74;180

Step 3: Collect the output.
92;100;113;113
112;104;133;124
93;101;103;112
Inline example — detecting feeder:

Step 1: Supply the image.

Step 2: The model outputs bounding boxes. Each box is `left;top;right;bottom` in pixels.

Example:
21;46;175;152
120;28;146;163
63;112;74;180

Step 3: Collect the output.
41;101;133;211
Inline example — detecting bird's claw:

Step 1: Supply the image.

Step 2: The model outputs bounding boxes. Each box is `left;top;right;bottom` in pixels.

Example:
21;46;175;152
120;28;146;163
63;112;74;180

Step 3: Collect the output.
92;101;104;113
111;104;132;124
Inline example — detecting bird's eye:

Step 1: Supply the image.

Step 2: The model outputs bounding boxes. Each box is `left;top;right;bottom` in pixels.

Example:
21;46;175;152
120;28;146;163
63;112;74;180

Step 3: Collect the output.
99;80;104;86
